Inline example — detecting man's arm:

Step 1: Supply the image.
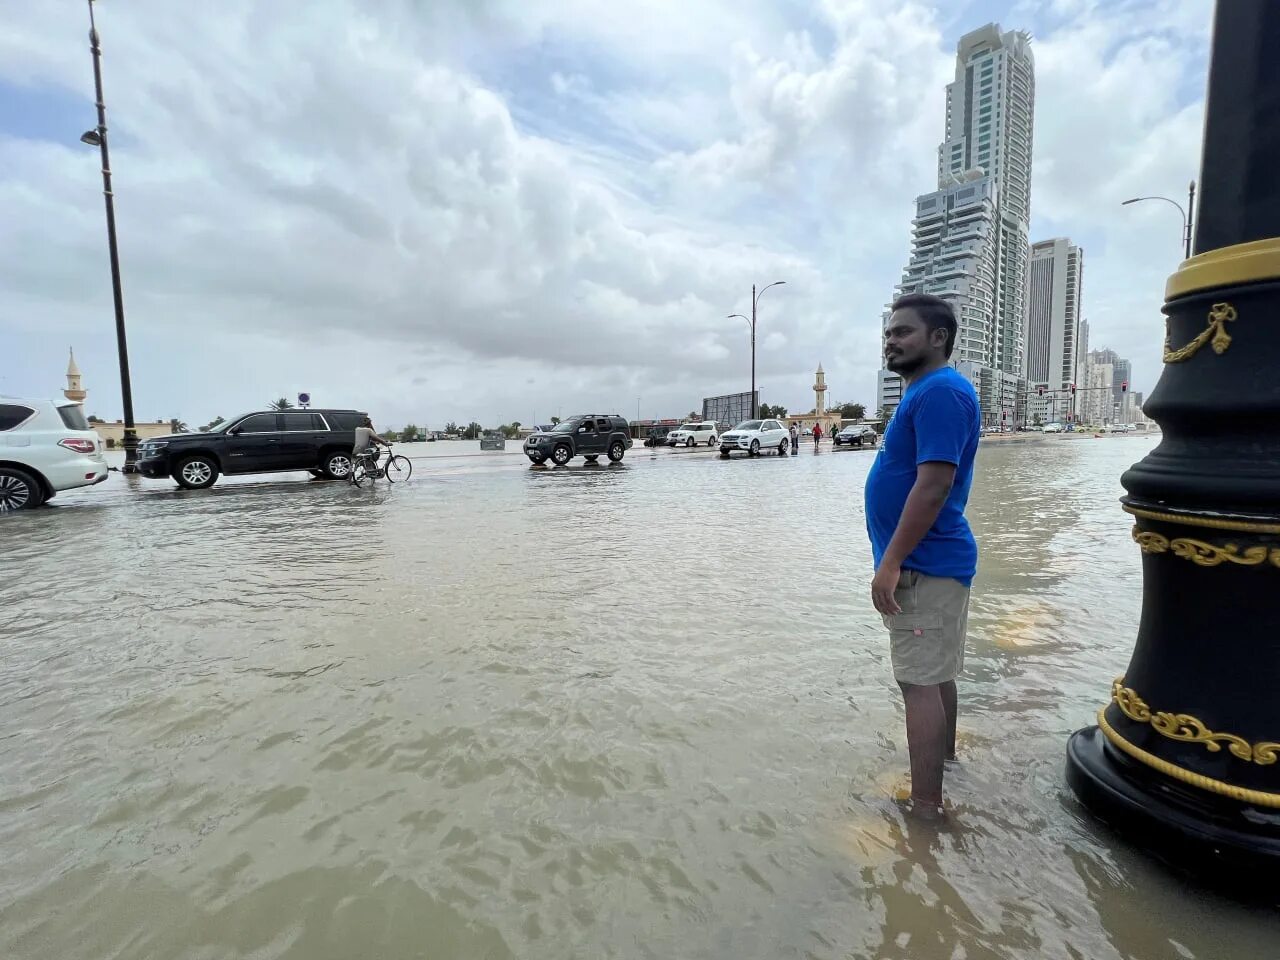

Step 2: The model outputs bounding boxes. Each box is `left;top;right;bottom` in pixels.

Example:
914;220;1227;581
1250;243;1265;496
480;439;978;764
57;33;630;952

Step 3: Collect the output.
871;461;956;615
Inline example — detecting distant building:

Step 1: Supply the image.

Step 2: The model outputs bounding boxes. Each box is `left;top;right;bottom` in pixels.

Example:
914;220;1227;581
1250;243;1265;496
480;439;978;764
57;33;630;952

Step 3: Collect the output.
63;349;87;403
1079;348;1124;425
786;364;842;435
61;347;174;446
1025;238;1083;424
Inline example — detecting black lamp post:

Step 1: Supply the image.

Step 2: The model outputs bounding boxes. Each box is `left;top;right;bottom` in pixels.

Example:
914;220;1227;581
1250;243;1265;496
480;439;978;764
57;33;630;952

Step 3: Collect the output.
83;0;138;471
728;281;785;420
1067;0;1280;881
1122;181;1197;261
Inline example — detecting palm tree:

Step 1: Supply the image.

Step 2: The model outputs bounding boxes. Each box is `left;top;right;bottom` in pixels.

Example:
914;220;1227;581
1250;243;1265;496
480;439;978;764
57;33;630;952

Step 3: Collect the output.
268;397;295;411
169;418;189;434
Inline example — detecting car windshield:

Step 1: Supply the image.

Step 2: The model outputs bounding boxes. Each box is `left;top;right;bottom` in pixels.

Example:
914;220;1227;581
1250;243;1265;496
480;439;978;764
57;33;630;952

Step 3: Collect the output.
732;421;762;431
550;422;577;434
204;417;232;433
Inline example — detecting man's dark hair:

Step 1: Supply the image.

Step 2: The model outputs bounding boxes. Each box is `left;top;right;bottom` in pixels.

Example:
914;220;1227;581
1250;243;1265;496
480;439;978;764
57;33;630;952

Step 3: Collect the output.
891;292;957;359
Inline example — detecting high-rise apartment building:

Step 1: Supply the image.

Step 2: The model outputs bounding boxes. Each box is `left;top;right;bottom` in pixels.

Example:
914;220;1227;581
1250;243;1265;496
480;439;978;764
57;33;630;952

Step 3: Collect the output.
1112;357;1132;423
878;23;1036;427
939;24;1035;377
895;174;1000;368
1025;238;1084;422
1082;350;1115;426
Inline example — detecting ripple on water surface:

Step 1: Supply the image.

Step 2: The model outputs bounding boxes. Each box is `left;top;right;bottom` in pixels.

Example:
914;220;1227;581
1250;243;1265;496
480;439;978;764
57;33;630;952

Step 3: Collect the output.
2;438;1277;959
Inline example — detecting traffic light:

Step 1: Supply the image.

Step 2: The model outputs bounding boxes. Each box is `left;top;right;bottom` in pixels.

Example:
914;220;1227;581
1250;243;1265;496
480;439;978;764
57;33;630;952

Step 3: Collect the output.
1122;380;1129;393
1070;383;1077;395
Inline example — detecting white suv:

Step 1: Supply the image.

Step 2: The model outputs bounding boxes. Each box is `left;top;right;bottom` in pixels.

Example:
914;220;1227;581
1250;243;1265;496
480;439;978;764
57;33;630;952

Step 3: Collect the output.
667;422;718;447
0;399;108;511
718;419;789;456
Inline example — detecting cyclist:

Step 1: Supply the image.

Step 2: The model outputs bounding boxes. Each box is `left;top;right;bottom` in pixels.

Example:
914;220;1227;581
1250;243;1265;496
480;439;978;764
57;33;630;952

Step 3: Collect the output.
353;417;392;476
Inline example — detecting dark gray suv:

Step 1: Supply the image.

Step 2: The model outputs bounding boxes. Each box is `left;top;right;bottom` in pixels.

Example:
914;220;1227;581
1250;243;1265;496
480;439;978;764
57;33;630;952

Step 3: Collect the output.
524;415;633;466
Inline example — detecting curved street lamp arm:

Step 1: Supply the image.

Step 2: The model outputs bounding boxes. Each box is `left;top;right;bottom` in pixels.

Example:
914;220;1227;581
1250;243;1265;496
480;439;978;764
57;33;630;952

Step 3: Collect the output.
727;313;751;330
1121;195;1188;230
753;280;787;310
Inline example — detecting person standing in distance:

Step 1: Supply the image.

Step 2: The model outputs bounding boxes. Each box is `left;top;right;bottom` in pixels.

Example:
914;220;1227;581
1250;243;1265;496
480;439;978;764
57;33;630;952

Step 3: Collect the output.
864;293;980;818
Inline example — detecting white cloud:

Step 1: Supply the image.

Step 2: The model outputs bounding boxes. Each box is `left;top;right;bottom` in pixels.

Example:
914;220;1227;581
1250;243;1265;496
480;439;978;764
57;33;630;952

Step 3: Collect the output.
0;0;1212;426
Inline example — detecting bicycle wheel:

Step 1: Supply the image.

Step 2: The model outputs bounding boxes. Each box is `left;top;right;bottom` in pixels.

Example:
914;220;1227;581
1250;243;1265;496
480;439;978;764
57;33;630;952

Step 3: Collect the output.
385;454;412;483
350;462;369;487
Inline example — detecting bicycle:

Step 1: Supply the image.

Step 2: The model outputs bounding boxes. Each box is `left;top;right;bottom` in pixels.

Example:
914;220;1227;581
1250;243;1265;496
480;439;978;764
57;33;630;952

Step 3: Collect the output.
349;444;412;486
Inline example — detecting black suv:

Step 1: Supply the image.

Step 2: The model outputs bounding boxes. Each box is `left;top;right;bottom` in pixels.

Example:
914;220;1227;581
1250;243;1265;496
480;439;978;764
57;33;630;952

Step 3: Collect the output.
136;409;368;489
523;414;633;466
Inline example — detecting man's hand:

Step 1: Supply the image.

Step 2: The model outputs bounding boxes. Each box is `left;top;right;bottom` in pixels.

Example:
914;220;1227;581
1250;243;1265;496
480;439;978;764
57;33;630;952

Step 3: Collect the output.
872;563;903;616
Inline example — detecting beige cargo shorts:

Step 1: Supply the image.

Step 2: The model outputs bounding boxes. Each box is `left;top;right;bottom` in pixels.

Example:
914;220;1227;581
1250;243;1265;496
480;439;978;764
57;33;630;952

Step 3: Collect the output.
881;569;971;686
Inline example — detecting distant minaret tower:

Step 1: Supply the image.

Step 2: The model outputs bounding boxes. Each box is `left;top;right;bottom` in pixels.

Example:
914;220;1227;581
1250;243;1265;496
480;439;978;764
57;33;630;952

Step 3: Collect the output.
64;348;87;403
813;363;827;416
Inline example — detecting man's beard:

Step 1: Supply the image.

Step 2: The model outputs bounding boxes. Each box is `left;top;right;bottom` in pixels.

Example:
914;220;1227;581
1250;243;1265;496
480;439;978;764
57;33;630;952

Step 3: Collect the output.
885;352;923;375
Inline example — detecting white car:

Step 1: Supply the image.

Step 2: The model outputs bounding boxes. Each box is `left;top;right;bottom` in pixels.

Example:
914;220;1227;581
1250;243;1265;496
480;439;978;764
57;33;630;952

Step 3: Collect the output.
1043;422;1065;433
667;422;718;447
718;418;789;457
0;398;108;511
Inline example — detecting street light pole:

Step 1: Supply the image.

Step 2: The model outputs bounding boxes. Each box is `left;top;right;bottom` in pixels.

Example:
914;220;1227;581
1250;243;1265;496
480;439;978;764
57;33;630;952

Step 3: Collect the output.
728;280;785;420
1121;184;1196;261
84;0;138;471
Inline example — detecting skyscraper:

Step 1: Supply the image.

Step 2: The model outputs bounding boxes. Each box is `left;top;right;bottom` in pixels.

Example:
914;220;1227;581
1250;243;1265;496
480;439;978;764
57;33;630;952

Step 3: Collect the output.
1025;238;1084;421
878;23;1036;427
939;25;1035;377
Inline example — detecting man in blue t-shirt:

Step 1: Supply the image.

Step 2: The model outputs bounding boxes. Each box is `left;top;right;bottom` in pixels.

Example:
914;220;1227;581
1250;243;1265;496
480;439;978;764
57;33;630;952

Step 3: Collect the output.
864;293;980;818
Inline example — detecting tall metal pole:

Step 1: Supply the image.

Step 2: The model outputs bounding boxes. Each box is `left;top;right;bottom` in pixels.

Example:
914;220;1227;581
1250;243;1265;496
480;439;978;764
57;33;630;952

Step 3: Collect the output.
1186;180;1196;260
1066;0;1280;881
87;0;137;470
750;284;757;419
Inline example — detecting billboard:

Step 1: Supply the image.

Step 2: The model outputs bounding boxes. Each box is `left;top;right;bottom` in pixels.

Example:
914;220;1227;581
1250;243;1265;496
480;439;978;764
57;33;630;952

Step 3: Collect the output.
703;391;757;428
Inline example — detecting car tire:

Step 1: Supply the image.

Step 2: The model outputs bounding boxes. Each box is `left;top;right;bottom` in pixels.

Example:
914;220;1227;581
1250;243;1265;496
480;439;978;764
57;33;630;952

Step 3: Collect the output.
173;455;219;490
322;450;354;480
707;436;716;447
749;440;760;457
0;467;44;511
779;439;789;456
552;444;573;466
608;441;625;462
686;437;695;448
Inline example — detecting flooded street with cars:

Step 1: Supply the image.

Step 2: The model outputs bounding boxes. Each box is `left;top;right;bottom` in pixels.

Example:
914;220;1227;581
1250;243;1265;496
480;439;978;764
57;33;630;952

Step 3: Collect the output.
3;436;1277;960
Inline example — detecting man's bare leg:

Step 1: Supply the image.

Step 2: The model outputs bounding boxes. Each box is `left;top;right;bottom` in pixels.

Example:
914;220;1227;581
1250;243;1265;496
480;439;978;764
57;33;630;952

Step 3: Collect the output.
899;681;946;808
940;679;958;761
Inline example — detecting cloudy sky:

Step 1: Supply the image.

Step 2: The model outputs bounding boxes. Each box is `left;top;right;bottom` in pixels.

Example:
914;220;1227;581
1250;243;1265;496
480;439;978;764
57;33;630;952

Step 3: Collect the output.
2;0;1210;429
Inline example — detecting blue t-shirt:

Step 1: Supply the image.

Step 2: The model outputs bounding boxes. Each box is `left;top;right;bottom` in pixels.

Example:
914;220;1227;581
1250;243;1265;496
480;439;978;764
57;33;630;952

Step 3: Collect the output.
864;366;980;585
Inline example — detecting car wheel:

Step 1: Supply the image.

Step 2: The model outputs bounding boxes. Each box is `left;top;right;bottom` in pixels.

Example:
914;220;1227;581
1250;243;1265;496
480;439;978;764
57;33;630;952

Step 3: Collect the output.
686;437;695;448
0;467;44;511
749;440;760;457
552;444;573;466
779;438;789;456
322;451;354;480
173;455;219;490
608;441;625;462
707;436;716;447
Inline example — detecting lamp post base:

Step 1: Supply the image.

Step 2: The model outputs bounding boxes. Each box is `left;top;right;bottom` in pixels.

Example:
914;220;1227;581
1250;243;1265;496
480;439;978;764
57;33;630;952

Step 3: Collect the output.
1066;726;1280;889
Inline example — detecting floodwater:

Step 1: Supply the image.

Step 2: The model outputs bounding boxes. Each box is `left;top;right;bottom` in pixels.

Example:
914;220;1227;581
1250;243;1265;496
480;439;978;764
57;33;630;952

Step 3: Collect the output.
2;437;1277;959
